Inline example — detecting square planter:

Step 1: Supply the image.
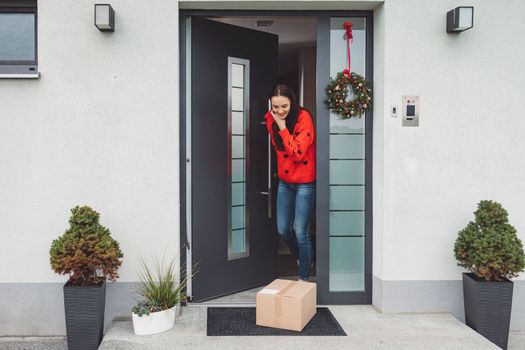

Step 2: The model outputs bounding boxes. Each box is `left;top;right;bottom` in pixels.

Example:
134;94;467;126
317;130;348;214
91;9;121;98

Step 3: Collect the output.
64;281;106;350
463;273;513;350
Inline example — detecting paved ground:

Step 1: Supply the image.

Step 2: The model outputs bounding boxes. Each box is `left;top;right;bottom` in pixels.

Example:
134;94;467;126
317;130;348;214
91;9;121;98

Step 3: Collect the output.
2;306;525;349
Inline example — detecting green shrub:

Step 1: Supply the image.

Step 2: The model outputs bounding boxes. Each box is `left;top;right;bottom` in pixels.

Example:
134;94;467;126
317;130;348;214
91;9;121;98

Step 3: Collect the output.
132;257;189;317
454;200;525;281
50;206;123;286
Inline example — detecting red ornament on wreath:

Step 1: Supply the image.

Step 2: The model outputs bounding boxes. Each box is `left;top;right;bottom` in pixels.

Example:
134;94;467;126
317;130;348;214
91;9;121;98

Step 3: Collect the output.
325;21;373;119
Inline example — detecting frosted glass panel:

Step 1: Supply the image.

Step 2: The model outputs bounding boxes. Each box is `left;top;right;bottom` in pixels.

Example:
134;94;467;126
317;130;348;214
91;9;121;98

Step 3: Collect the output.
228;58;250;260
232;87;244;111
232;206;245;230
232;229;246;253
330;160;364;184
232;159;245;182
231;64;244;87
232;111;244;135
330;212;365;236
330;135;364;159
232;183;245;206
232;135;245;158
328;17;367;294
330;186;364;210
329;237;365;291
330;113;365;133
330;18;366;77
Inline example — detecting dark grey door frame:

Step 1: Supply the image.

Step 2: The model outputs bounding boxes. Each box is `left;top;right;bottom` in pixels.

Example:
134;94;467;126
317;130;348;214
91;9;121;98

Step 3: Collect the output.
179;10;374;305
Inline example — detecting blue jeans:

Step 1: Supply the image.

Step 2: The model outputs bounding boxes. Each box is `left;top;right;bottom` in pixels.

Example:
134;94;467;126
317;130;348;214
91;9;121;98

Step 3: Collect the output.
276;180;315;280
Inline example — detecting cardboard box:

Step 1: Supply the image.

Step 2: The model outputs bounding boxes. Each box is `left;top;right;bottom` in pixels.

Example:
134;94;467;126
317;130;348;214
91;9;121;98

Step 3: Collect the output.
256;279;316;332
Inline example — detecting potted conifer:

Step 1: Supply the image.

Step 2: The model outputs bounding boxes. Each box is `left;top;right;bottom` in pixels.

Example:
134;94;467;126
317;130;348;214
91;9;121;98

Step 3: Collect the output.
454;200;525;350
50;206;123;350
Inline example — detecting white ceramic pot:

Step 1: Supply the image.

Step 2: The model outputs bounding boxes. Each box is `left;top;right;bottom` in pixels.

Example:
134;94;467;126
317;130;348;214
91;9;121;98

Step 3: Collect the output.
132;305;176;335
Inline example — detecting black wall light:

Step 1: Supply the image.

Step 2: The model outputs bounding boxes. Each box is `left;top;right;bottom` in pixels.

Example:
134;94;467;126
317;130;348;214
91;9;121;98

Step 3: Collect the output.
95;4;115;32
447;6;474;33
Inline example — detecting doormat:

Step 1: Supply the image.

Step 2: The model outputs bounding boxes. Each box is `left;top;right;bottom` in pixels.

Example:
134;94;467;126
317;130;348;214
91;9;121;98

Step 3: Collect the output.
207;307;346;336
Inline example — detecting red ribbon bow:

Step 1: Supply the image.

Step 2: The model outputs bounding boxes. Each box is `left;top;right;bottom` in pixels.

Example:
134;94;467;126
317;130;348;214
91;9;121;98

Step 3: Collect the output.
343;22;353;73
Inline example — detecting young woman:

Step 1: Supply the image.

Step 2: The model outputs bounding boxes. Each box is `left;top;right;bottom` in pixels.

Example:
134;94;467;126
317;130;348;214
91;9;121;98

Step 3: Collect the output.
265;84;316;281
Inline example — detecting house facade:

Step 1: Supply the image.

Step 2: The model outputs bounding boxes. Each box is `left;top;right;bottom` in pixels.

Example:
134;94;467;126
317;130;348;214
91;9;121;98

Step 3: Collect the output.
1;0;524;336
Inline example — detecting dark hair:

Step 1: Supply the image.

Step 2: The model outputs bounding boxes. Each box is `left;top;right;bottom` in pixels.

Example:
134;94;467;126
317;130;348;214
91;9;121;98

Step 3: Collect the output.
270;84;300;151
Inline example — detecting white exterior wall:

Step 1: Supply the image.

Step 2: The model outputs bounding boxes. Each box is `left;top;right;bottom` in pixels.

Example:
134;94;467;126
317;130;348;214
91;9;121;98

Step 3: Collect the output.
379;0;525;281
0;0;180;284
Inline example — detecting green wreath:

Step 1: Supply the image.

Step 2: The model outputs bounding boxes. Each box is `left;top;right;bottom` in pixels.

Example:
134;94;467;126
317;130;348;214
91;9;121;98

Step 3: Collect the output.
326;69;372;119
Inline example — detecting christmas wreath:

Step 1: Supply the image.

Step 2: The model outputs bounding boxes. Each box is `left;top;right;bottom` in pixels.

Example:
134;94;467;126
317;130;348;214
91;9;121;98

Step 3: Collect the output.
326;69;372;119
326;22;372;119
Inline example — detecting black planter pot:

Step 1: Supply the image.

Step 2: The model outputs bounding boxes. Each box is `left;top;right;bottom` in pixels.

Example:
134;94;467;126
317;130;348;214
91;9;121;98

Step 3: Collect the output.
63;281;106;350
462;273;513;350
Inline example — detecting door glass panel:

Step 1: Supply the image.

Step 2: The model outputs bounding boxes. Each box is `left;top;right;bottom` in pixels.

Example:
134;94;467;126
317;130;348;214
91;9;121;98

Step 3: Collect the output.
231;64;244;87
329;186;364;211
329;135;364;159
232;159;245;182
232;135;245;158
330;113;365;133
232;206;245;230
232;229;246;253
330;160;364;184
329;237;365;291
228;57;250;260
232;87;244;111
232;111;244;134
329;17;367;291
330;211;364;236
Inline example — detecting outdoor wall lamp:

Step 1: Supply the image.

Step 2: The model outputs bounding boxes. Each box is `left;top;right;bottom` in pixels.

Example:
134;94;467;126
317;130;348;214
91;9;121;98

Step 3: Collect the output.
447;6;474;33
95;4;115;32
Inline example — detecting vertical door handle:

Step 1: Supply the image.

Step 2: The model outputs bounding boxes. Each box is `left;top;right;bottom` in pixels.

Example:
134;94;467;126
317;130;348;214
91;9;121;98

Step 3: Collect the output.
258;125;272;218
266;132;272;219
259;99;272;219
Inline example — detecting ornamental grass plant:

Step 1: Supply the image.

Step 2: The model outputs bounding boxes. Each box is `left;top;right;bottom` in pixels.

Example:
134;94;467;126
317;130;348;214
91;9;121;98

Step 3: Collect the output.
454;200;525;281
132;257;191;317
49;206;123;286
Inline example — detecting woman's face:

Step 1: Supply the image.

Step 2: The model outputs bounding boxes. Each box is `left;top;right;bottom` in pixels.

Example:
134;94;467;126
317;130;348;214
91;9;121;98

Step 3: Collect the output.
271;95;291;120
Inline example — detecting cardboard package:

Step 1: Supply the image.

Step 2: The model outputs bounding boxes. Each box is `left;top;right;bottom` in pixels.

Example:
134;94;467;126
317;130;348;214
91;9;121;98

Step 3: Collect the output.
256;279;317;332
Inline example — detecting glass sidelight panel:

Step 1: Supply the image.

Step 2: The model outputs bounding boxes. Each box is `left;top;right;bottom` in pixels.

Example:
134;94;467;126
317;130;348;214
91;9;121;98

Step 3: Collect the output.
328;17;367;292
330;186;364;211
329;135;364;159
330;160;364;184
330;211;364;236
228;57;250;260
329;237;365;291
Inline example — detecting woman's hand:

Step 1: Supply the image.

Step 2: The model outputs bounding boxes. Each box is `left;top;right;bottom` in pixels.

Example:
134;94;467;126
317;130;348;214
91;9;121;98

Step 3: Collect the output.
271;110;287;131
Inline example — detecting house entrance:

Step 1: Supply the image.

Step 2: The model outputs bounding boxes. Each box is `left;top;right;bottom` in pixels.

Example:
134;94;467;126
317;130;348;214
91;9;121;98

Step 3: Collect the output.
180;10;373;305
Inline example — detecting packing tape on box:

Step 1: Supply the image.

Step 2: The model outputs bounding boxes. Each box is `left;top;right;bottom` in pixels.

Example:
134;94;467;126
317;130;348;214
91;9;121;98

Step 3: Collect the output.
273;281;296;326
258;288;279;295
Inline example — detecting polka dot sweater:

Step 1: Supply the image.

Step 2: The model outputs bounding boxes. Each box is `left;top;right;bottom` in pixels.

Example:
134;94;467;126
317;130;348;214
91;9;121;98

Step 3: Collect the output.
265;108;316;184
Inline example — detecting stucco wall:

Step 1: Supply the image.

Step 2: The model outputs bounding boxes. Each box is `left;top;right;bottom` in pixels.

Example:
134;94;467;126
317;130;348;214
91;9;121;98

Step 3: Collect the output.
379;0;525;281
0;0;181;285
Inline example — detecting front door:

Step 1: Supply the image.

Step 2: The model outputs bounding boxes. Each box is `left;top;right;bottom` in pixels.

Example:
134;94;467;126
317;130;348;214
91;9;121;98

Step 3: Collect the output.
189;17;279;302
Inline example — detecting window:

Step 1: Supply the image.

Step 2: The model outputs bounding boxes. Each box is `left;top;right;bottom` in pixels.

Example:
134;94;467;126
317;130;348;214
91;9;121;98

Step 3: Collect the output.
0;0;38;76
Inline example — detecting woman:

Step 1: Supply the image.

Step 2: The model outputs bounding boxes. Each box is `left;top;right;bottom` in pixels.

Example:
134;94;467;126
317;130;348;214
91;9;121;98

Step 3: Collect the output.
265;84;316;281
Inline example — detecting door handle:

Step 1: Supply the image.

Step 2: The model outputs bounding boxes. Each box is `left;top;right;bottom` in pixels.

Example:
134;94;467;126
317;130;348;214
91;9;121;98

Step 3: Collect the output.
264;132;272;219
265;100;272;219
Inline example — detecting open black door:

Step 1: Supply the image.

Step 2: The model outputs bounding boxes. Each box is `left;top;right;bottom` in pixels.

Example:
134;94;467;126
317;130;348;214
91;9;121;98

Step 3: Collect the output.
189;17;279;302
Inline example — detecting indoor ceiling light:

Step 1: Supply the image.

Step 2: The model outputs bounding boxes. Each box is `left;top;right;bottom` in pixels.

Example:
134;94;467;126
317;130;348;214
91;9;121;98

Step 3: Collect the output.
256;20;274;27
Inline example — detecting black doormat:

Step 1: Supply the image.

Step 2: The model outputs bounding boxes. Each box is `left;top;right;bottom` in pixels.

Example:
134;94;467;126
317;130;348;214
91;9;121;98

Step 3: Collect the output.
207;307;346;336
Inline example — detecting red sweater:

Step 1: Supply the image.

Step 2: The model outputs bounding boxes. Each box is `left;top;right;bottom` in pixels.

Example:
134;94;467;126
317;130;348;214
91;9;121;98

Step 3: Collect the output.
265;109;316;183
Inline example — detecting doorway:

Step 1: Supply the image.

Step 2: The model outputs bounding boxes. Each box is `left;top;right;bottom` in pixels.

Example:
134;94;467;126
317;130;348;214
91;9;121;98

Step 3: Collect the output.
180;10;373;305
